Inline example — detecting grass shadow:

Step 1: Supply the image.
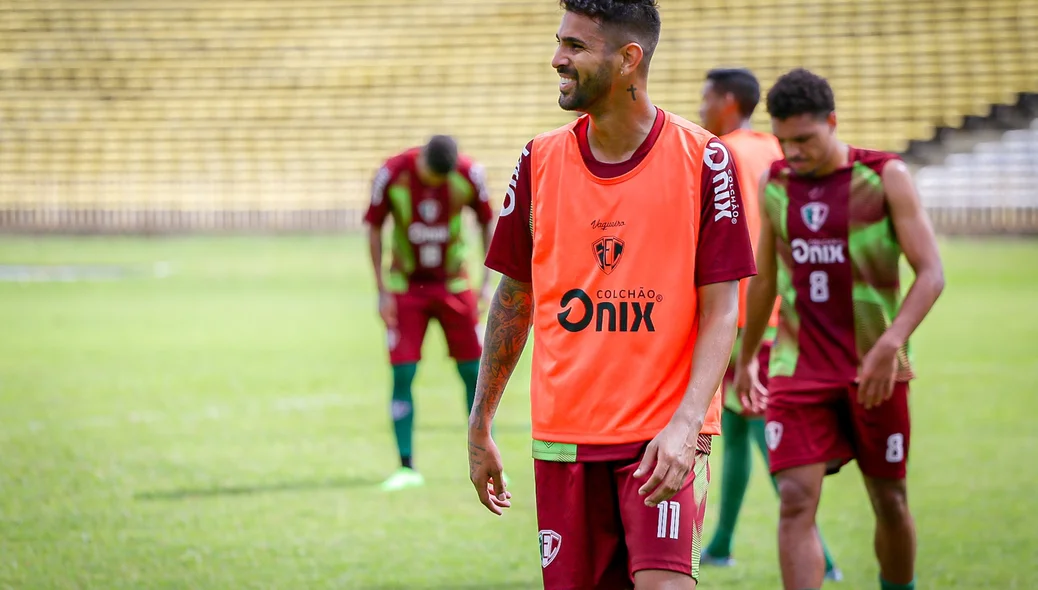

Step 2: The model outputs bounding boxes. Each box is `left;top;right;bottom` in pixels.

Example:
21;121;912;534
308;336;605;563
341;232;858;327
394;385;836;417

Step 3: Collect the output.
135;476;381;501
376;583;539;590
419;422;531;435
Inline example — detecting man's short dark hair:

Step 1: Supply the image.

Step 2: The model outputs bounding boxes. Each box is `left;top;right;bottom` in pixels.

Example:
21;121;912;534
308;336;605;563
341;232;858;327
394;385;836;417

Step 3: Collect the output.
766;68;836;121
705;68;761;118
561;0;661;70
424;135;458;175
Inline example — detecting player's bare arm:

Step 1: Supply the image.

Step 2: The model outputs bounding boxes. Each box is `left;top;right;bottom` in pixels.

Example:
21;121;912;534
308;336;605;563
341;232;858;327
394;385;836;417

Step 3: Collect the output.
478;220;494;309
735;170;778;412
635;279;739;508
858;160;946;409
366;222;397;327
469;163;496;310
467;275;533;515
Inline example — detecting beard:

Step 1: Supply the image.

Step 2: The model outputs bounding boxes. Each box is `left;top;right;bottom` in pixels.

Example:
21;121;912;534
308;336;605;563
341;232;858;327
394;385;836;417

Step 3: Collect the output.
557;61;614;112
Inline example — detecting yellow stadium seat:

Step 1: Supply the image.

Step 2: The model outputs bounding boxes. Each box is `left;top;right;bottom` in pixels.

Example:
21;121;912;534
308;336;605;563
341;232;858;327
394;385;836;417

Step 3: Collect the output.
0;0;1035;212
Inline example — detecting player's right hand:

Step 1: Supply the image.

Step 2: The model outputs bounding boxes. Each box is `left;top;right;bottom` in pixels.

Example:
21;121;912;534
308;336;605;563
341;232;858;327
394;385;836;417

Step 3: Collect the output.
378;292;397;327
733;355;768;414
467;430;511;516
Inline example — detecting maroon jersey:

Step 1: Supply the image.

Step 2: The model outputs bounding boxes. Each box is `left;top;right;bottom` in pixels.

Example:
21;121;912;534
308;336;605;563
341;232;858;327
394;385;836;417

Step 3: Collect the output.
763;147;913;393
365;148;494;292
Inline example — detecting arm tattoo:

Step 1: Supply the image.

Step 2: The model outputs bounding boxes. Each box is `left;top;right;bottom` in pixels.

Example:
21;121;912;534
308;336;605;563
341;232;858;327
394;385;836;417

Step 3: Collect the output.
468;441;488;470
470;276;534;433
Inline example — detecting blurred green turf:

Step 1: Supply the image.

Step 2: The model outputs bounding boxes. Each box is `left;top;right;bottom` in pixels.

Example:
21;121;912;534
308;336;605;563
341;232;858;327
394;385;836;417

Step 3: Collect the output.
0;235;1035;589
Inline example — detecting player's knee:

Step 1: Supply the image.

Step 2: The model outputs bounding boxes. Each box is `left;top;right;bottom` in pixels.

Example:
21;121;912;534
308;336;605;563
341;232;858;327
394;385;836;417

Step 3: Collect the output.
777;474;820;522
632;568;695;590
868;479;911;525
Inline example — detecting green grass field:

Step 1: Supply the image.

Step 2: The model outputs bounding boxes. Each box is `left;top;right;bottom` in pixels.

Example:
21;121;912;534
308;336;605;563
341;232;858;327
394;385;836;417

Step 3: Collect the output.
0;235;1035;589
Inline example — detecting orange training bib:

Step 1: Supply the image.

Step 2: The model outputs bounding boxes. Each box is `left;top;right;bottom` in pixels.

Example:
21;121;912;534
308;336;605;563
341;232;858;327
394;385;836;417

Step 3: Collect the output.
529;111;723;445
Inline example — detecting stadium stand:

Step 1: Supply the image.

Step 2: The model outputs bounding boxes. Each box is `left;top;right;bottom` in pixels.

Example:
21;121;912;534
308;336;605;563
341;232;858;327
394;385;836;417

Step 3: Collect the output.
915;119;1038;233
0;0;1035;232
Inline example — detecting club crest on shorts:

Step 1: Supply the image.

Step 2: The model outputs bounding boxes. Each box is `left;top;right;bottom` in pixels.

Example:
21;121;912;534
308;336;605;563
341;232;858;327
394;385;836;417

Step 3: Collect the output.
418;199;441;223
592;236;625;275
765;421;784;451
800;202;829;233
539;530;562;568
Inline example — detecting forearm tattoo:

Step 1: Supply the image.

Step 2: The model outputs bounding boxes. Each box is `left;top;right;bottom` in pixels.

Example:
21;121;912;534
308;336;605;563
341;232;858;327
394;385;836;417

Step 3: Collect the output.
470;276;534;432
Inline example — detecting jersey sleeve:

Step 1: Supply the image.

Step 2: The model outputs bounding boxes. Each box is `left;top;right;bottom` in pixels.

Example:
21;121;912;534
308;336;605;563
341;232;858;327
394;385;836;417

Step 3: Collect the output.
363;161;394;227
484;141;534;283
464;161;495;224
695;137;758;286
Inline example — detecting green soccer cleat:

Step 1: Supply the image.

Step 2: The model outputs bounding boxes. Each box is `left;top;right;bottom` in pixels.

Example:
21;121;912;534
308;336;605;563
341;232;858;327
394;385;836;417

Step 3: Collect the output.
380;467;425;491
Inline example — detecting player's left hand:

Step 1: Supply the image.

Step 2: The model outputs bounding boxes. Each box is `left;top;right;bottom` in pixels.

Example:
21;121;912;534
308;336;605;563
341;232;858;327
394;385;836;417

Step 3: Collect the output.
634;419;700;508
857;335;900;410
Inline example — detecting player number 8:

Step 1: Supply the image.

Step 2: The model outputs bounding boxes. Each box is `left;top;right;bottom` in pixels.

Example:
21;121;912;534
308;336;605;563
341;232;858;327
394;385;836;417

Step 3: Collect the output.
419;244;442;268
885;433;905;463
809;270;829;303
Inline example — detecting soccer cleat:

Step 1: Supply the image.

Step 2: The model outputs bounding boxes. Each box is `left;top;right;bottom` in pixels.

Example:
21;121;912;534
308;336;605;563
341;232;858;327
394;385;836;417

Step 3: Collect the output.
380;467;425;491
825;566;844;582
700;551;736;568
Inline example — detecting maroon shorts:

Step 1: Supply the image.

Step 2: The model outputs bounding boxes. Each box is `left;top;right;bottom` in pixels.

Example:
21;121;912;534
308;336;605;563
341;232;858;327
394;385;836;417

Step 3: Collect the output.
387;285;481;365
534;445;712;589
765;383;911;479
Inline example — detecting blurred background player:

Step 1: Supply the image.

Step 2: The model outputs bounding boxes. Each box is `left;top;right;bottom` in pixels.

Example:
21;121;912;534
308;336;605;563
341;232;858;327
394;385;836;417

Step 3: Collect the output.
364;134;495;491
697;67;842;582
735;68;945;590
468;2;757;588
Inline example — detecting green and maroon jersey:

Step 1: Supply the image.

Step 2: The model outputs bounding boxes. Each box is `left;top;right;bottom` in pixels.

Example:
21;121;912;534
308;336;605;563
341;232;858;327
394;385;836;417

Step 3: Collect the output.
763;147;913;393
365;148;494;293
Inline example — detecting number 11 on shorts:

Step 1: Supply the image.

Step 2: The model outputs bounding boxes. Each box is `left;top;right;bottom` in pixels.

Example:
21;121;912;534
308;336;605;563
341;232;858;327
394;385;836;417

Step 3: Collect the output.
656;501;680;540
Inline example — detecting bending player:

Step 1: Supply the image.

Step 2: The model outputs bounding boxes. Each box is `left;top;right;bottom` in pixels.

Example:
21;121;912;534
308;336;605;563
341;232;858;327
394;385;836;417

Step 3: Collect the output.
364;134;494;491
735;68;945;590
468;1;757;588
697;67;842;582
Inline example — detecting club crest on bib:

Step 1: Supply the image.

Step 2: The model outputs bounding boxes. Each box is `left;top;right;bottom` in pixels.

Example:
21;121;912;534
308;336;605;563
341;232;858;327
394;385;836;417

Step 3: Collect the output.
592;236;625;275
539;530;562;568
418;199;441;223
800;202;829;233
